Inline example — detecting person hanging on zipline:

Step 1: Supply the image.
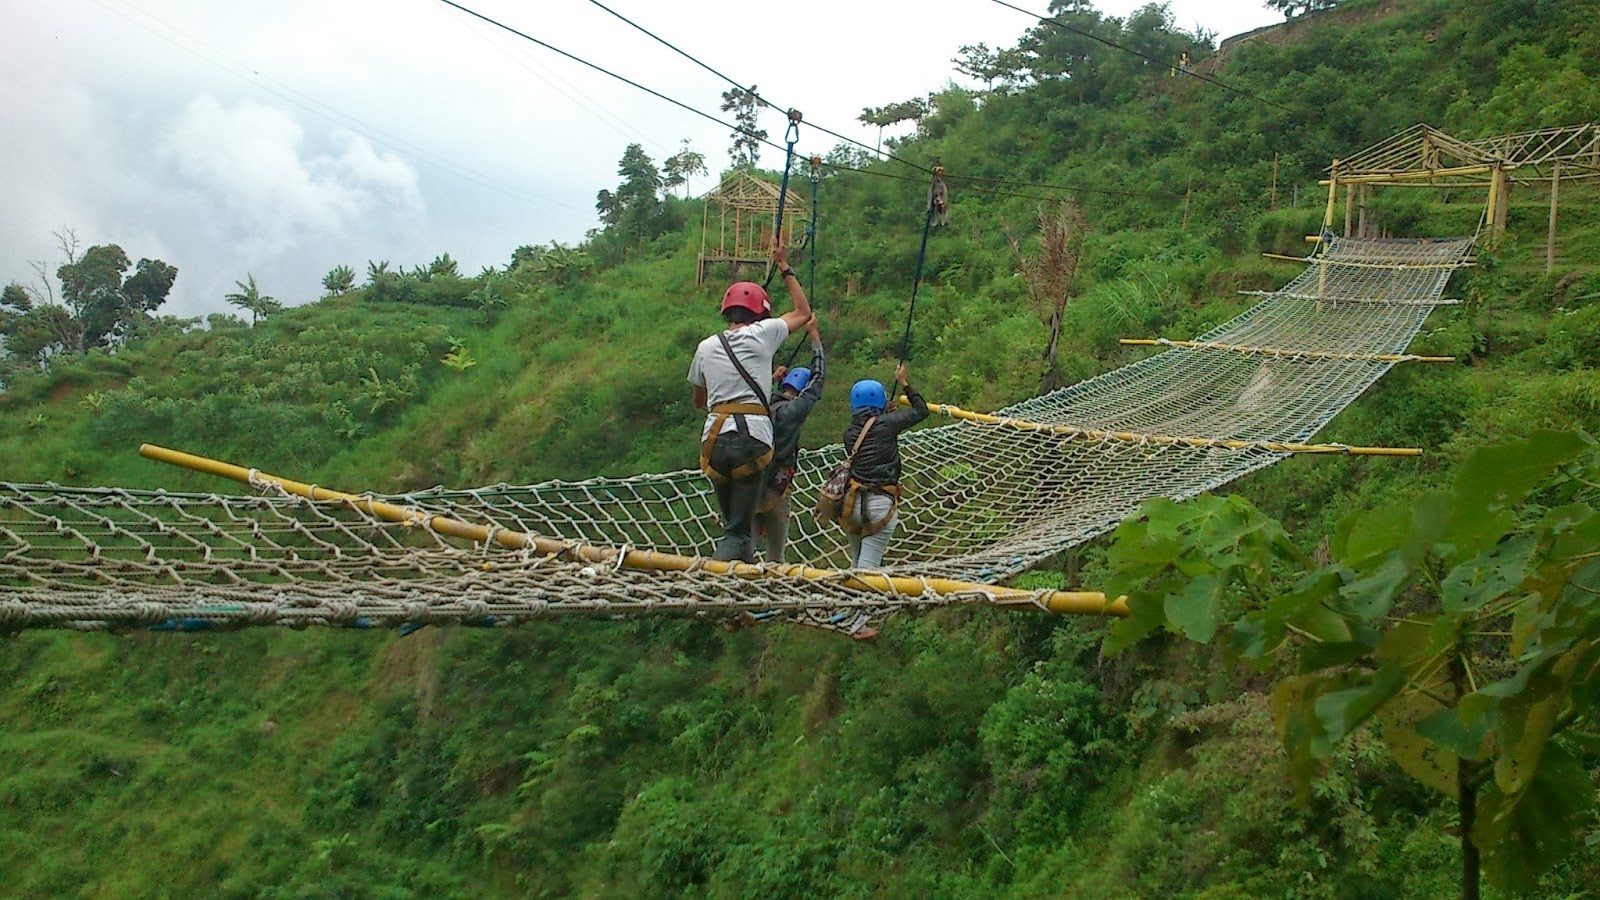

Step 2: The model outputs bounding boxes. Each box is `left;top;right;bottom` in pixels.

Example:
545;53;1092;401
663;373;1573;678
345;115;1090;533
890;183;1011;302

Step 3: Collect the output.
757;314;826;563
838;362;928;568
689;244;813;562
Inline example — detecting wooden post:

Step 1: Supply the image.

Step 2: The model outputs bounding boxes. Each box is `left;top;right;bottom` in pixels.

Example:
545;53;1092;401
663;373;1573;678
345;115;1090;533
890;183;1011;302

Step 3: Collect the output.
1495;170;1512;236
1548;161;1561;272
1181;177;1193;231
1270;152;1279;210
1484;168;1499;240
698;197;711;285
1344;183;1355;237
1292;184;1298;209
1357;184;1369;238
1323;160;1340;236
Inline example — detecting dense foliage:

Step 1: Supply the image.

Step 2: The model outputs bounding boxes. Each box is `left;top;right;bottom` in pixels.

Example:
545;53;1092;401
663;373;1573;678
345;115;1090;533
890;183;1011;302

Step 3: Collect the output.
3;0;1599;895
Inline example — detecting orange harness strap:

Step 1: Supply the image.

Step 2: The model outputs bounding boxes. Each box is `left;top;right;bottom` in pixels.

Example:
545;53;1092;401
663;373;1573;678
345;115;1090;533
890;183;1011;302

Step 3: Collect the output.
699;403;774;484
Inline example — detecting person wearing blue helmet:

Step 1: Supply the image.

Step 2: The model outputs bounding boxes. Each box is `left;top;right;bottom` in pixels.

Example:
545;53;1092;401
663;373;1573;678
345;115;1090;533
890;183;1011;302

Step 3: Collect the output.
837;361;929;568
756;315;826;562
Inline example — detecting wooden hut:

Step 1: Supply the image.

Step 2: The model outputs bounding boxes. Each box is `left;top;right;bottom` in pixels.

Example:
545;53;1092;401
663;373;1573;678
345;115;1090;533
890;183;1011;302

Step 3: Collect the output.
697;171;808;285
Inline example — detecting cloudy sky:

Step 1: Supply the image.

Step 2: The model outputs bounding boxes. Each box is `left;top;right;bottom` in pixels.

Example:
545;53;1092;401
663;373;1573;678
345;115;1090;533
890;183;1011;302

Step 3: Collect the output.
2;0;1281;318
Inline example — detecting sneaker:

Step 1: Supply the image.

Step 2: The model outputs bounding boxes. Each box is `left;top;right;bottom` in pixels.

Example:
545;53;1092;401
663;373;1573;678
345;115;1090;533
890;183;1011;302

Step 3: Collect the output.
851;626;880;642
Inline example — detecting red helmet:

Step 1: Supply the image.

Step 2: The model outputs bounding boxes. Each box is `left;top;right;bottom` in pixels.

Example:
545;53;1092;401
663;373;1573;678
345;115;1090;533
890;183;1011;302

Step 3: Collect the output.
721;282;771;318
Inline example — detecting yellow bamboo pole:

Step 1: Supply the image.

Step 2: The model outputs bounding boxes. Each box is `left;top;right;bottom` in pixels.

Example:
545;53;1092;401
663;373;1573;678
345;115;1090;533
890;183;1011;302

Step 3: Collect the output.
1323;160;1340;233
1318;163;1507;185
1261;253;1475;269
901;402;1423;457
137;444;1129;618
1346;180;1495;188
1119;338;1454;362
1548;160;1561;272
1484;167;1500;237
1237;290;1461;306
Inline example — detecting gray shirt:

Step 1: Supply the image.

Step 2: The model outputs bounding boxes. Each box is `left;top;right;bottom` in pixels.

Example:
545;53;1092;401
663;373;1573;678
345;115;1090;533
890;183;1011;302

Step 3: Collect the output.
687;318;790;445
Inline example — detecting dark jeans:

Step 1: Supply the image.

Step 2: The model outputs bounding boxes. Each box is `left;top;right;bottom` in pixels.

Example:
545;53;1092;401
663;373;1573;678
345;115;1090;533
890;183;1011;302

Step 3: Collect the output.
707;431;770;563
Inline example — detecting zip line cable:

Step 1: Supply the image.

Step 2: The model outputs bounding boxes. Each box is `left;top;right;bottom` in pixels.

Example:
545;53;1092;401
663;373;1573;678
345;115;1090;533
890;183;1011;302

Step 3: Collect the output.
985;0;1296;114
434;0;754;148
442;9;671;155
582;0;928;176
433;0;1143;207
90;0;572;210
579;0;1183;201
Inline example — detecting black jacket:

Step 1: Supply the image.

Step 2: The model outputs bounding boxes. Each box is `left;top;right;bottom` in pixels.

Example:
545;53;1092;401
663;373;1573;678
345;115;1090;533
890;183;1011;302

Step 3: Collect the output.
769;344;826;471
843;384;929;487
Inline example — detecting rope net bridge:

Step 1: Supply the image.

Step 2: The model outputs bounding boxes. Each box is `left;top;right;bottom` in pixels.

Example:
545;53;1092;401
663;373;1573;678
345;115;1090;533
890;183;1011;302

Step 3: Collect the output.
0;236;1475;633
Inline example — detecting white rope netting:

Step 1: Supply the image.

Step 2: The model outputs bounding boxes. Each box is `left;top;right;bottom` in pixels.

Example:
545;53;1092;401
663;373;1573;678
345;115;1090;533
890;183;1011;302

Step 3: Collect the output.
0;237;1475;631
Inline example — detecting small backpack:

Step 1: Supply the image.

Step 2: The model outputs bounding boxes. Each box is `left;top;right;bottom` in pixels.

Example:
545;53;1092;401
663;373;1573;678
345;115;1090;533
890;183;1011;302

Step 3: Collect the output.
815;418;876;526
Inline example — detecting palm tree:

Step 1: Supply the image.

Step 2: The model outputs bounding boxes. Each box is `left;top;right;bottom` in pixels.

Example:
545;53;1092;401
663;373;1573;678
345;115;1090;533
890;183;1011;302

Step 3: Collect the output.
224;274;281;325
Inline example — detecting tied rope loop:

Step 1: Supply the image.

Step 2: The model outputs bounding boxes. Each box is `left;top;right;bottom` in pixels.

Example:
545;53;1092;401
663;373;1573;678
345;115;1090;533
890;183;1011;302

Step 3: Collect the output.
763;108;804;288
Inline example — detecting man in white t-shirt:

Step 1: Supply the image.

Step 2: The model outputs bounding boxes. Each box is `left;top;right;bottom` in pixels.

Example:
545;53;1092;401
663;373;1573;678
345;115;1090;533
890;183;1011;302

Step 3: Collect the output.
688;245;814;562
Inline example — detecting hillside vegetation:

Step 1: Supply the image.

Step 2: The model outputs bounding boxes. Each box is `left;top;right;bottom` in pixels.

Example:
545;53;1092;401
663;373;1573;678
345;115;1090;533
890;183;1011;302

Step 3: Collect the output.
3;0;1599;896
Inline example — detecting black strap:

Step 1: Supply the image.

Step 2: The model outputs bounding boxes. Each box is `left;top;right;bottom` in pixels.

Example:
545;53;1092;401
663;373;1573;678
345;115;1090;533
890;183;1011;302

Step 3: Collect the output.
845;417;877;471
717;333;771;418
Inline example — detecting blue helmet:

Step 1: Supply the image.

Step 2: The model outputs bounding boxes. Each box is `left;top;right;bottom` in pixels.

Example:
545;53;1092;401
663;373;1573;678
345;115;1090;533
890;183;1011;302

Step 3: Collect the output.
781;366;812;394
850;379;887;413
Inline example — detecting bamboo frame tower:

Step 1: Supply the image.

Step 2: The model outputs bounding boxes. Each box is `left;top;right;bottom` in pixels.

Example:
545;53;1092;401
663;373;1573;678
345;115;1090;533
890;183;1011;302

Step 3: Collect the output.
1321;123;1600;266
696;171;808;285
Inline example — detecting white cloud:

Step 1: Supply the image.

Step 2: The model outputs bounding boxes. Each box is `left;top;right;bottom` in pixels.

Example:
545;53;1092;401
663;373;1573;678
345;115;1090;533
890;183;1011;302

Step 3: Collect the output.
4;0;1280;317
158;96;422;258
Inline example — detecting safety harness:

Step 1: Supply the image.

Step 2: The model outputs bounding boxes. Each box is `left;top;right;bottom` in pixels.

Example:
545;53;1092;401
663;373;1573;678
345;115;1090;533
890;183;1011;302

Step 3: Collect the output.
840;479;901;538
816;418;901;537
698;333;774;485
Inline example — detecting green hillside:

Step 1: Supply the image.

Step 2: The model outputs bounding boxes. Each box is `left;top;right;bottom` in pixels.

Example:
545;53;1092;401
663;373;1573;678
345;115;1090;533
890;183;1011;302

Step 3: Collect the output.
4;0;1599;896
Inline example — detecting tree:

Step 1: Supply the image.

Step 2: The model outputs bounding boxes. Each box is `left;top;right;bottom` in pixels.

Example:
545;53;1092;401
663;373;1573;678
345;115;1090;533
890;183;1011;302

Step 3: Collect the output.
595;144;665;246
508;245;542;272
0;302;79;370
719;85;766;169
469;274;507;324
858;98;929;157
534;243;592;286
123;259;178;315
428;253;460;279
663;139;708;198
1266;0;1343;20
54;241;176;348
595;189;620;228
322;265;356;296
953;43;1003;90
224;274;281;325
1103;431;1600;899
2;282;32;314
1008;200;1087;393
823;141;875;173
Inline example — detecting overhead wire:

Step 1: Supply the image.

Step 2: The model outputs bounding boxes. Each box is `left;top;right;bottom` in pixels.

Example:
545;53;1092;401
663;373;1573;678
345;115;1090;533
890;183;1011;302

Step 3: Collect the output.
440;7;672;156
985;0;1297;114
434;0;1134;206
576;0;1182;202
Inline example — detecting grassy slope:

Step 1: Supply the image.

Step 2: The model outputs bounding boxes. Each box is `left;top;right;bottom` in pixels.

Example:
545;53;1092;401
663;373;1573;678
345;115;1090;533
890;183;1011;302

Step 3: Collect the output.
4;0;1600;895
